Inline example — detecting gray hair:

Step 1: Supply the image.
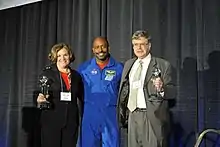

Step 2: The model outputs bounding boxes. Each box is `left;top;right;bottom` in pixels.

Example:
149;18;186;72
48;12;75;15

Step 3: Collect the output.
132;30;152;41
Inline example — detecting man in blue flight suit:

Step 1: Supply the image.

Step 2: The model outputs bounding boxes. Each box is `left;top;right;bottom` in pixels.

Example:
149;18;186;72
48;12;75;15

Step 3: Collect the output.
78;37;123;147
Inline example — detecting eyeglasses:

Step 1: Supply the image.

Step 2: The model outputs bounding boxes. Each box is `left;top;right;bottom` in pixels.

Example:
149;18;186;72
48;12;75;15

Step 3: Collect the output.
133;43;149;48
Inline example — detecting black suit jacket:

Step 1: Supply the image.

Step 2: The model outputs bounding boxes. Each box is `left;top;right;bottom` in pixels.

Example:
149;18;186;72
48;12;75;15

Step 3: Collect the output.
39;64;84;129
117;57;176;133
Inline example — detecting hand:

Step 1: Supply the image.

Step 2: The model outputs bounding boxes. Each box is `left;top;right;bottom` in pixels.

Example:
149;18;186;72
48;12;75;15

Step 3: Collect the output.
37;93;49;103
152;77;163;91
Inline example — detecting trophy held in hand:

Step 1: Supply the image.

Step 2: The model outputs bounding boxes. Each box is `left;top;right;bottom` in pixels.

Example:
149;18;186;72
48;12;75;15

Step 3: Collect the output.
149;67;164;102
37;75;52;110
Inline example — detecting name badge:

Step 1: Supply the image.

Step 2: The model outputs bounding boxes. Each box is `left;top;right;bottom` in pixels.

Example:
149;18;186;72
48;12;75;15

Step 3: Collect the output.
105;75;114;81
60;92;71;101
132;80;142;89
105;70;116;81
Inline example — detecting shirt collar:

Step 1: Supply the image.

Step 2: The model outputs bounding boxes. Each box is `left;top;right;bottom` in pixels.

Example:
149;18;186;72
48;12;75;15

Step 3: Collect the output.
137;53;151;64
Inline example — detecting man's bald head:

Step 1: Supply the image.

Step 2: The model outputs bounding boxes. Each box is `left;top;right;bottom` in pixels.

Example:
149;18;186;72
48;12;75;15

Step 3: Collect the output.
92;37;109;47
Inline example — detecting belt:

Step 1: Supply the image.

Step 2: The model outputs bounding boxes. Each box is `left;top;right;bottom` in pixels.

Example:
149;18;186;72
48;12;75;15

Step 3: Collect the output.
135;108;147;111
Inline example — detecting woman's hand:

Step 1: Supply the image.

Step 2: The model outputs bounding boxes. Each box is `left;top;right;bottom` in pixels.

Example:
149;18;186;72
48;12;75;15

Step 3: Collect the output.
37;93;49;103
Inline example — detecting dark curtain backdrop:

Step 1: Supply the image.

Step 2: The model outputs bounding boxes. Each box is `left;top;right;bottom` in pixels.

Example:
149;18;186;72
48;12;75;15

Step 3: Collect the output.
0;0;220;147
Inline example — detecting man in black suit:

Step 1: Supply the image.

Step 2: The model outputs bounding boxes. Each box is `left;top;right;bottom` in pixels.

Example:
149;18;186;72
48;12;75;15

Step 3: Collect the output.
117;30;176;147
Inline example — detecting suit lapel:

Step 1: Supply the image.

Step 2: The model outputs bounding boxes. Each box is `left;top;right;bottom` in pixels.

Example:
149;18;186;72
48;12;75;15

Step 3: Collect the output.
119;58;136;92
122;57;157;84
122;58;136;81
144;57;157;85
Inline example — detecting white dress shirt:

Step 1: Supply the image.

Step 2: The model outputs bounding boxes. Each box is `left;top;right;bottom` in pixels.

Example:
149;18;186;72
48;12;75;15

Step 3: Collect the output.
129;54;151;108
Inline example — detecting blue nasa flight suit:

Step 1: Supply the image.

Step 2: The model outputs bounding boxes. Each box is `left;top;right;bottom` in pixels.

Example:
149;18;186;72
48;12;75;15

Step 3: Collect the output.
78;56;123;147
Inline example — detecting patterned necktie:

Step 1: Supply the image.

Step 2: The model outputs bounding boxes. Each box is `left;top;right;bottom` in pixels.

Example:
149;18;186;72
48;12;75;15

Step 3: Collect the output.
127;60;143;112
